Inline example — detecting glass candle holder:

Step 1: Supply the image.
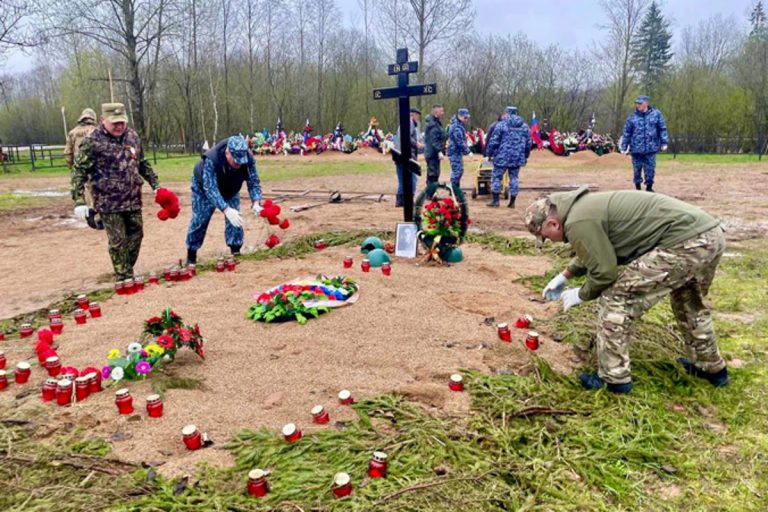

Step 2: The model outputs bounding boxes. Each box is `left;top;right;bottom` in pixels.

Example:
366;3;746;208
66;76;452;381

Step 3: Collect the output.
525;331;540;351
367;451;388;478
247;469;270;497
86;371;102;393
343;256;353;269
282;423;302;443
14;362;31;384
148;272;159;285
216;259;226;273
49;309;62;321
182;424;202;450
381;263;392;276
361;259;371;272
41;378;58;402
19;323;34;338
115;281;125;295
0;350;5;370
332;472;353;498
0;370;7;390
134;276;145;291
45;356;62;377
89;302;102;318
73;309;87;325
311;405;330;424
115;388;134;415
56;379;73;406
338;389;354;405
515;315;532;329
76;294;89;310
146;394;163;418
449;373;464;392
497;323;511;342
163;267;172;281
50;318;64;334
75;376;90;402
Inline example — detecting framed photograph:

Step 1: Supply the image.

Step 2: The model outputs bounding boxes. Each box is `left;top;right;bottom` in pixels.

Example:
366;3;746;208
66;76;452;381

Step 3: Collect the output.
395;222;418;258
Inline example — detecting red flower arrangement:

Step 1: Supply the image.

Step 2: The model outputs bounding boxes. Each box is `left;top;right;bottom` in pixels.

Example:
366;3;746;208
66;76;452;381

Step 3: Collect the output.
155;188;180;221
144;307;205;360
421;196;461;238
258;200;289;248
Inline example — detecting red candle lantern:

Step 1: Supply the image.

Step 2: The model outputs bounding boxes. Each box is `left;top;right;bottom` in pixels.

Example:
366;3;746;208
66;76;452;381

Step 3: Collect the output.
282;423;302;443
73;309;87;325
115;281;125;295
381;263;392;276
331;472;353;498
0;331;4;341
0;350;5;370
56;378;73;406
76;294;89;310
182;424;202;450
115;388;134;415
163;267;172;281
50;318;64;335
49;309;62;321
367;451;388;478
314;239;328;250
311;405;330;424
123;279;135;295
148;272;160;285
525;331;540;351
89;302;102;318
146;394;163;418
75;376;91;402
361;259;371;272
216;259;226;273
343;256;353;269
61;366;79;380
45;356;62;377
41;378;58;402
449;373;464;392
247;469;270;498
19;323;34;338
226;257;236;272
0;370;7;391
134;276;145;291
187;264;196;277
14;362;31;384
497;322;512;343
515;315;533;329
86;371;102;393
338;389;354;405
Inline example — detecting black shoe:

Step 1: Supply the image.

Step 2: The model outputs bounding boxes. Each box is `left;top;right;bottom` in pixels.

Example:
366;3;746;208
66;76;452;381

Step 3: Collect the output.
186;249;197;265
395;194;403;208
229;245;242;256
487;193;500;207
579;373;633;394
635;183;642;190
646;184;654;192
507;195;517;209
677;358;728;387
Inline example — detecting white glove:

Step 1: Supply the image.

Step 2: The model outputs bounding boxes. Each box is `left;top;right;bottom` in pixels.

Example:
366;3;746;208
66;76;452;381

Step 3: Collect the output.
252;203;263;215
660;144;668;151
621;148;630;155
562;288;583;312
542;273;568;301
74;205;89;222
438;151;445;160
224;207;243;228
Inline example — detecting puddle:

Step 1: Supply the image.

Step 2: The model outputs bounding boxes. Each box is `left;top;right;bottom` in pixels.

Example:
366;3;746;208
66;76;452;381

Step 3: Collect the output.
11;188;69;198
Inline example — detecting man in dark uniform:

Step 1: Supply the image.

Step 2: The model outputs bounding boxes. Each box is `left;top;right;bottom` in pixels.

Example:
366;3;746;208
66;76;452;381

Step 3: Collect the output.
423;104;446;185
72;103;162;281
185;135;263;264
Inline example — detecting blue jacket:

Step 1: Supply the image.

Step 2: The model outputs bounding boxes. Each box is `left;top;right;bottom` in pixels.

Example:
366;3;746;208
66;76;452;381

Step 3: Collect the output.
485;115;532;168
446;116;469;157
621;107;668;155
193;139;262;210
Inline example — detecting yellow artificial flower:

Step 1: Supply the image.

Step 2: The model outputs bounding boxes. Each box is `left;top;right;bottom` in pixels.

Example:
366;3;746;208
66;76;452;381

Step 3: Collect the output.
145;344;165;356
107;348;120;360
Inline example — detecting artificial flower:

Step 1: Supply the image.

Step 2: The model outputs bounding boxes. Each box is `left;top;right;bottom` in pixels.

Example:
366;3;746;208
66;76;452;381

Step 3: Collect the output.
146;316;162;325
157;334;174;349
102;365;112;379
127;342;142;354
110;366;124;381
145;344;164;356
178;328;191;342
107;348;120;359
140;350;148;358
135;361;151;375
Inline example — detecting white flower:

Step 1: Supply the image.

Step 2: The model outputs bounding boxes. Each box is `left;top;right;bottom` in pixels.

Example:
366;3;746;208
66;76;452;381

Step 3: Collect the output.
127;342;142;354
163;354;172;362
110;366;125;381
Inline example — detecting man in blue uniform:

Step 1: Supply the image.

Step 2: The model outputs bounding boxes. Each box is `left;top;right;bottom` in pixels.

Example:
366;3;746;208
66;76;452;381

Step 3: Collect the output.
484;106;532;208
447;108;471;188
621;96;668;192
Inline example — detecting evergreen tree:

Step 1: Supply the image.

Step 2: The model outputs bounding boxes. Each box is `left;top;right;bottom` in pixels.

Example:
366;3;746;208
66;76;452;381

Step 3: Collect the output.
749;1;767;40
631;1;673;95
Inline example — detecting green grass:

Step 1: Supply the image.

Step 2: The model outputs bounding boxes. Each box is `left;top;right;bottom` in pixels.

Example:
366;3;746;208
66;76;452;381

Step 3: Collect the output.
657;153;766;164
2;234;767;511
0;192;65;211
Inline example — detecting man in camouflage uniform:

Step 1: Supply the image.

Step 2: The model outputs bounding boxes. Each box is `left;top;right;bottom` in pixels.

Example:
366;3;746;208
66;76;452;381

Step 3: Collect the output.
64;108;98;168
72;103;162;281
525;187;727;393
185;135;262;264
484;106;532;208
446;108;471;188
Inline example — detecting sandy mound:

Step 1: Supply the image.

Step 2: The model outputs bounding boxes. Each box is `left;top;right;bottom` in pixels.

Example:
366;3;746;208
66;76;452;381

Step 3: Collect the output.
569;151;599;163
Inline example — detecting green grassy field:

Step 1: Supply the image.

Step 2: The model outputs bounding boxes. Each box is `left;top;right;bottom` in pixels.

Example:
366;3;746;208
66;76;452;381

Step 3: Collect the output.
1;233;766;511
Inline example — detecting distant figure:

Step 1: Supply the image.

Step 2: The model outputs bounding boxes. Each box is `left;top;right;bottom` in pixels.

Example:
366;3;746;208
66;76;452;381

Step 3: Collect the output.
423;104;446;185
621;95;668;192
392;107;422;207
64;108;98;169
446;108;471;188
484;112;504;157
484;106;532;209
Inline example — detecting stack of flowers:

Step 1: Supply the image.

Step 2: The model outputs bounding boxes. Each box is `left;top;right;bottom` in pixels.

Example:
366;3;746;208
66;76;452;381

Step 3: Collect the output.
258;199;290;249
102;308;205;383
421;196;461;239
247;275;358;325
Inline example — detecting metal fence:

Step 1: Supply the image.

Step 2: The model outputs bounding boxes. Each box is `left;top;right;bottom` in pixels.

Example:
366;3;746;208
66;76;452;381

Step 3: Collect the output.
668;136;767;159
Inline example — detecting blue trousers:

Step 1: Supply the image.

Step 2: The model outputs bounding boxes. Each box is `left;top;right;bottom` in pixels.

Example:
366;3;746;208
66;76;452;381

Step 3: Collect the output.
395;162;418;196
186;180;244;251
491;165;520;195
449;156;464;186
632;153;656;186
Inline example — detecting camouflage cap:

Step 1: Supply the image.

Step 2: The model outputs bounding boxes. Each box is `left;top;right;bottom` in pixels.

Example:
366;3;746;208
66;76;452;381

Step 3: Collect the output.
227;135;250;165
524;197;551;240
458;108;471;118
504;106;518;116
101;103;128;123
78;108;97;123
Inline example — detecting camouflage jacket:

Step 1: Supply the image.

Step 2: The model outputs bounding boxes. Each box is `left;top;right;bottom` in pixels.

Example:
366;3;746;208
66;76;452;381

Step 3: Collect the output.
63;121;97;169
485;115;532;168
72;126;160;213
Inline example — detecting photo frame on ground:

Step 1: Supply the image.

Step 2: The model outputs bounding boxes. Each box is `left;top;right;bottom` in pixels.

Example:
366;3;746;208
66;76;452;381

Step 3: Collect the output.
395;222;418;258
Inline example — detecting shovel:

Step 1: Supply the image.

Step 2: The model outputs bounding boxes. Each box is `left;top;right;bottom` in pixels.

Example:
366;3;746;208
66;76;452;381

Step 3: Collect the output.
290;190;346;212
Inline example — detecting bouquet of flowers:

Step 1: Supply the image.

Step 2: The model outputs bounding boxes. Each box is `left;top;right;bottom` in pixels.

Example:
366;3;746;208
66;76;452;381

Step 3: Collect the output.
415;183;468;264
421;196;461;238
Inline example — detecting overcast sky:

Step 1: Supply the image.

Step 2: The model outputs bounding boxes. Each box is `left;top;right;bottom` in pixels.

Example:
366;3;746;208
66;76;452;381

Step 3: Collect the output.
3;0;758;73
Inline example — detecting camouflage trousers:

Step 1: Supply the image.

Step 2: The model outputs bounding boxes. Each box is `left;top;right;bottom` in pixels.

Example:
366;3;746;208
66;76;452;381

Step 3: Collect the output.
101;211;144;281
449;155;464;187
491;165;519;195
597;226;726;384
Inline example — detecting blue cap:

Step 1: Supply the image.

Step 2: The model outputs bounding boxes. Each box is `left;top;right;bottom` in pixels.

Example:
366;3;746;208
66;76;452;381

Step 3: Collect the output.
504;106;518;116
635;95;650;104
458;108;471;118
227;135;249;165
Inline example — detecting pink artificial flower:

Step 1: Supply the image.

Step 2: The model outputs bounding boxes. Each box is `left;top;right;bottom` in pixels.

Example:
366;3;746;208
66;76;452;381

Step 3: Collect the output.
136;361;152;375
102;365;111;379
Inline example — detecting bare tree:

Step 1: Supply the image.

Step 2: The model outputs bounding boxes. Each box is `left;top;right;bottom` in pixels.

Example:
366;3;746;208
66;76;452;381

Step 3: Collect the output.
597;0;649;136
0;0;29;52
680;14;742;73
311;0;337;130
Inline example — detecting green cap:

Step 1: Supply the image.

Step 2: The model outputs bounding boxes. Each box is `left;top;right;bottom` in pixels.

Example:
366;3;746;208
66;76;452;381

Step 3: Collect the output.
78;108;97;123
524;198;551;241
101;103;128;123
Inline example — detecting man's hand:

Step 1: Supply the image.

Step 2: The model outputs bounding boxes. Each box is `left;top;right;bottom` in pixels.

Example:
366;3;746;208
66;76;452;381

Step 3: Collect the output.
562;288;583;312
621;147;630;155
74;205;89;222
224;207;243;228
542;273;568;301
660;144;668;151
438;151;444;160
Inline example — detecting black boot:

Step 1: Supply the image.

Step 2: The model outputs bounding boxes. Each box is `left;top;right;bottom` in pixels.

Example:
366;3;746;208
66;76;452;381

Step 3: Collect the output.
395;194;403;207
507;195;517;208
646;183;654;192
229;244;242;256
487;193;500;207
186;249;197;266
635;183;641;190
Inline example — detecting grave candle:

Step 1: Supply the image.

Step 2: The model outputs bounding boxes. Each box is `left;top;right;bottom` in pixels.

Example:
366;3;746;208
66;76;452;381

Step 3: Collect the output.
247;469;270;497
56;379;73;406
146;394;163;418
381;263;392;276
41;378;58;402
76;294;89;310
134;276;145;291
115;281;125;295
75;376;90;402
361;259;371;272
515;315;532;329
0;331;4;341
331;472;353;498
73;309;87;325
338;389;354;405
367;451;388;478
0;370;7;390
311;405;330;424
148;272;159;285
525;331;540;351
216;259;226;273
343;256;353;269
314;239;328;250
89;302;102;318
226;257;236;271
163;267;172;281
14;362;31;384
49;309;62;321
19;323;34;338
45;356;62;377
0;350;5;370
86;371;102;393
50;318;63;335
497;323;512;342
282;423;302;443
187;264;196;277
123;279;135;294
115;388;134;414
449;373;464;392
182;424;202;450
